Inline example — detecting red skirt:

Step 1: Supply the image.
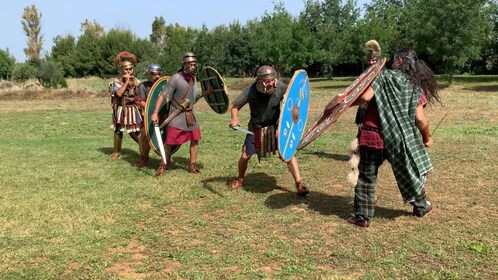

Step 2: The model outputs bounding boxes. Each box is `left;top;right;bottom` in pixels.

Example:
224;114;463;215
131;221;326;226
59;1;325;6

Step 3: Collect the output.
166;126;201;145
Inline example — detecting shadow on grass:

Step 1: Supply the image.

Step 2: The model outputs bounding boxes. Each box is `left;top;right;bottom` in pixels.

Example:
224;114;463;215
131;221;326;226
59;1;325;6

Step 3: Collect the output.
98;145;205;173
462;85;498;92
200;172;409;219
97;147;140;166
301;151;350;161
265;191;409;219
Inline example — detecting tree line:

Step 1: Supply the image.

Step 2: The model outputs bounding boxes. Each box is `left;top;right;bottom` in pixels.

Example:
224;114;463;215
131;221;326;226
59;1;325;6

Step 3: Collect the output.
0;0;497;88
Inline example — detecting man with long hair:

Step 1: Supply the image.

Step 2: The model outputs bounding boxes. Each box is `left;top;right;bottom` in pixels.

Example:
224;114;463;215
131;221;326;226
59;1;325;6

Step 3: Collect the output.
347;47;440;228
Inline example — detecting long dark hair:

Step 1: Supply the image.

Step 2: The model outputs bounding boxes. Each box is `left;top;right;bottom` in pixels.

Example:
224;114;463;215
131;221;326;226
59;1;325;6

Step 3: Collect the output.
394;48;441;105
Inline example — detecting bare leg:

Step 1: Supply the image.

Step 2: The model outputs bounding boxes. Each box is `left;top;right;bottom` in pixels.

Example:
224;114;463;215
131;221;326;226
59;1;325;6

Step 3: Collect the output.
189;140;199;164
165;144;172;167
286;156;302;183
232;148;251;188
189;140;200;173
286;156;309;196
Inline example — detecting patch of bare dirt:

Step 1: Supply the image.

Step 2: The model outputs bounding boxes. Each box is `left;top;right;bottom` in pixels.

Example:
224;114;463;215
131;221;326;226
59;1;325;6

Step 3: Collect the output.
103;237;182;279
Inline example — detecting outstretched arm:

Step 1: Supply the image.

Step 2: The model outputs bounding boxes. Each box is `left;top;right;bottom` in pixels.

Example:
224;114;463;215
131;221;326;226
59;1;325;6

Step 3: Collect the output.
415;105;432;147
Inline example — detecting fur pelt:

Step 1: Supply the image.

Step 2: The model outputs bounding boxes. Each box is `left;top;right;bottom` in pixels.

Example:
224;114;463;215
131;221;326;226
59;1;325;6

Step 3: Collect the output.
347;137;360;186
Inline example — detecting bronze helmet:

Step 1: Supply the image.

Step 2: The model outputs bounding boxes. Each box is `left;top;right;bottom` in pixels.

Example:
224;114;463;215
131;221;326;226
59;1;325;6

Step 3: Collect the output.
182;52;197;64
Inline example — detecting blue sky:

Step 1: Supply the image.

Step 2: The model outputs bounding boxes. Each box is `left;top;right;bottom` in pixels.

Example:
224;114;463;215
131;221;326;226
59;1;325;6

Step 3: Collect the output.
1;0;371;62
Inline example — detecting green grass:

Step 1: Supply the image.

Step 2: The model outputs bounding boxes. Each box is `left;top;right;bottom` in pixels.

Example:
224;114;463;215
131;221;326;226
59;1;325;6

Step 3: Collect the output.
0;76;497;279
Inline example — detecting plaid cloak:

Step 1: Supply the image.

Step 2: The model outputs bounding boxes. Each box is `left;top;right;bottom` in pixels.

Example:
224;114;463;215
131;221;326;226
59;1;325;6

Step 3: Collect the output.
371;69;433;202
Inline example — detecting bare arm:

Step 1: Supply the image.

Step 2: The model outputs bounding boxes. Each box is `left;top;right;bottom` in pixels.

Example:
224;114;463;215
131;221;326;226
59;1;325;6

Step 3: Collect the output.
229;106;241;128
352;86;374;106
415;105;432;147
150;94;164;124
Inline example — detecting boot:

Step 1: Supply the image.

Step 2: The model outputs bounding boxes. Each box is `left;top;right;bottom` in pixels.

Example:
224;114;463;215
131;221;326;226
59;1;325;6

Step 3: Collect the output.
111;132;123;160
295;181;310;197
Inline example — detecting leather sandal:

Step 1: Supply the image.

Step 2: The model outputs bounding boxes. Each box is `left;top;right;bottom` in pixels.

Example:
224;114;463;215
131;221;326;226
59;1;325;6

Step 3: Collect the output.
189;162;200;174
295;181;310;197
231;178;244;189
156;162;171;176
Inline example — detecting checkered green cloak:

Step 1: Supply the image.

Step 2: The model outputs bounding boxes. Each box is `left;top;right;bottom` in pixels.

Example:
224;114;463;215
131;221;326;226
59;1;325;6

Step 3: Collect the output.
371;69;433;202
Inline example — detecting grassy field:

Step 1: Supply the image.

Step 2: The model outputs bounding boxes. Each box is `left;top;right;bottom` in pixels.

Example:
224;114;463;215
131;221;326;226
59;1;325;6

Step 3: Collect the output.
0;76;496;279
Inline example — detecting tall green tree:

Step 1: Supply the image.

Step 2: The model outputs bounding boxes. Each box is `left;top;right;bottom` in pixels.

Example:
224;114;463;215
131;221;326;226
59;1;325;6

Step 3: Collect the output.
251;2;315;76
72;32;105;77
150;16;166;46
301;0;361;76
401;0;495;83
0;48;16;80
50;35;76;77
224;21;259;76
359;0;405;62
21;5;43;60
80;19;105;37
157;23;197;75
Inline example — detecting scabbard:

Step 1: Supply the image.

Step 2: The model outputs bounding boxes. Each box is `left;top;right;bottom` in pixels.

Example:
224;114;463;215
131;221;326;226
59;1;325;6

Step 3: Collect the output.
159;98;190;129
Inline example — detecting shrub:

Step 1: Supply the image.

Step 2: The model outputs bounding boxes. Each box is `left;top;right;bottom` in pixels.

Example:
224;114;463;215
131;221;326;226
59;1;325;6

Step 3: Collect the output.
11;63;37;82
36;60;67;88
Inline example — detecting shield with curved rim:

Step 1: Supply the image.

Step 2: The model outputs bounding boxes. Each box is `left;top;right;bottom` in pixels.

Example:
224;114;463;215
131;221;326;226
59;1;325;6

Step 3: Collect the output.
199;66;229;114
277;70;310;162
144;76;181;157
297;58;386;150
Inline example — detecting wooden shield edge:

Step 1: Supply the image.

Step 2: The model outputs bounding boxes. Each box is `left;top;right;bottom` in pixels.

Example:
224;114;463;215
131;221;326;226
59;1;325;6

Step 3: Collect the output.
296;58;386;150
277;69;310;162
200;66;229;114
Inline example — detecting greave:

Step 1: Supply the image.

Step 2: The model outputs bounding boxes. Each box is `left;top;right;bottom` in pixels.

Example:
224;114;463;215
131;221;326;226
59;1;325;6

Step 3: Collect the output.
114;132;123;154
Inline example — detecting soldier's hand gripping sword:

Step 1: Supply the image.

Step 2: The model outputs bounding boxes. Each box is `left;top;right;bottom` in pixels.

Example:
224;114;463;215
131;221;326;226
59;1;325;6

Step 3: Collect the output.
229;123;254;135
153;124;167;165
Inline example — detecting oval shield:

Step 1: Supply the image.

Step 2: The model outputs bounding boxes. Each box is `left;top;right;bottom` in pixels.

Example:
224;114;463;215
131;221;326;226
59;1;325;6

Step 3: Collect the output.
144;76;181;157
297;58;386;150
277;70;310;162
199;66;229;114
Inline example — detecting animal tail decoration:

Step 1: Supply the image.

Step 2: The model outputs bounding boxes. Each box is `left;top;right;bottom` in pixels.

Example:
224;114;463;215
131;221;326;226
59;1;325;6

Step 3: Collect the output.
347;137;360;186
114;51;137;69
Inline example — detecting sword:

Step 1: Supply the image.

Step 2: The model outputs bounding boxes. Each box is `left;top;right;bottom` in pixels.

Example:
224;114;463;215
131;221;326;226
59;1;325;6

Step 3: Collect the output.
431;112;448;137
230;125;254;135
153;124;167;165
159;98;190;129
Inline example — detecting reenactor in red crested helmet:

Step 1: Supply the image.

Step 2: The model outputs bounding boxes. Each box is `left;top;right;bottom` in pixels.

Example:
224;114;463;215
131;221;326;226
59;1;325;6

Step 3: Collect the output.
109;51;141;160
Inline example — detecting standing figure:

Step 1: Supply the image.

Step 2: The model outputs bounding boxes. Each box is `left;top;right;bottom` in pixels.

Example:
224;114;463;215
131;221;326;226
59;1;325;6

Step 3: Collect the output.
348;40;382;186
229;66;310;196
346;47;440;228
151;52;211;175
109;51;141;160
135;63;162;167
